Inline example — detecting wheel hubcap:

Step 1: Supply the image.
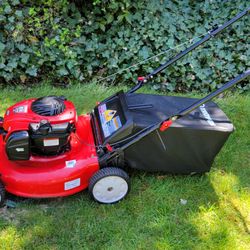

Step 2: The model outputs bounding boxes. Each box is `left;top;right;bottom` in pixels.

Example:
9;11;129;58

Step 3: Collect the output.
93;176;128;203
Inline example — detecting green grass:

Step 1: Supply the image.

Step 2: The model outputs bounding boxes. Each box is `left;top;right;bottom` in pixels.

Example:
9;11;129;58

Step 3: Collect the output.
0;83;249;250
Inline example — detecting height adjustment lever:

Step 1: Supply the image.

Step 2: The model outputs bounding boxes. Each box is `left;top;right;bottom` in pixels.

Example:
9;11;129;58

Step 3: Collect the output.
160;120;173;132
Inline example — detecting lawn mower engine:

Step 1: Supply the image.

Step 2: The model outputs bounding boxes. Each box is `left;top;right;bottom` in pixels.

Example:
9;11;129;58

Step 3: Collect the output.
0;95;100;202
3;96;76;161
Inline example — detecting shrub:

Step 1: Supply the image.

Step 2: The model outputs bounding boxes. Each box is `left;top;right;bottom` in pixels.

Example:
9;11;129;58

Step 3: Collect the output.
0;0;249;92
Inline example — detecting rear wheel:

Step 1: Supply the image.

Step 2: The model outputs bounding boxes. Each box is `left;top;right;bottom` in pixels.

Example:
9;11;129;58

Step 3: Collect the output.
0;182;6;207
89;167;130;204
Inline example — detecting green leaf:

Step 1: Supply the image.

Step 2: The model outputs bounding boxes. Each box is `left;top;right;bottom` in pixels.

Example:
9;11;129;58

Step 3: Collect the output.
4;5;12;14
125;13;132;25
0;63;5;69
21;53;29;63
66;61;76;70
16;44;26;51
15;10;23;18
57;67;68;76
0;15;6;22
2;71;13;81
8;16;15;23
26;66;38;76
0;42;5;53
167;84;175;92
117;15;125;23
106;14;114;24
139;46;149;59
11;0;20;6
7;60;17;70
166;37;175;48
99;23;105;32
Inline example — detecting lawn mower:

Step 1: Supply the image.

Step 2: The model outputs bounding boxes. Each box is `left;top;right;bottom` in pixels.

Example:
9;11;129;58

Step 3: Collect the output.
0;8;249;206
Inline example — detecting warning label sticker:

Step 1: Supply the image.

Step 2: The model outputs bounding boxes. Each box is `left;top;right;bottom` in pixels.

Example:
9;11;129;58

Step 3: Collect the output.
104;109;116;123
98;104;122;138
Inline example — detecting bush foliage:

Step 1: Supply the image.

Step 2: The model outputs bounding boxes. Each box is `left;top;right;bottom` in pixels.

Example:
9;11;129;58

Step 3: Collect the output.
0;0;249;91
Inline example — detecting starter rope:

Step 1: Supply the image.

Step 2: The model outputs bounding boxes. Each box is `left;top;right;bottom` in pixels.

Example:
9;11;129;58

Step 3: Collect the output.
95;31;210;83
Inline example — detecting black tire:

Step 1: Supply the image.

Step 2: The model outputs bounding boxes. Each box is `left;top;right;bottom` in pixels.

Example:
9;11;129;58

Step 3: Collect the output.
89;167;130;204
0;182;6;207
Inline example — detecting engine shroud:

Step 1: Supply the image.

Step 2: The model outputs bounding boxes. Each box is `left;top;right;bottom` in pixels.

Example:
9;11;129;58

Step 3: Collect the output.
3;96;77;160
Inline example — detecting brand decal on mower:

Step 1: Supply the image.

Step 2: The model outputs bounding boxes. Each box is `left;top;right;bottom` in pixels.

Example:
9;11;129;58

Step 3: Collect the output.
199;104;216;127
64;178;81;191
13;105;28;113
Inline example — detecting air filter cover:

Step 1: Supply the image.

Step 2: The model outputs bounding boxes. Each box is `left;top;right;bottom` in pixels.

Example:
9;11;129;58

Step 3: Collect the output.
31;96;66;116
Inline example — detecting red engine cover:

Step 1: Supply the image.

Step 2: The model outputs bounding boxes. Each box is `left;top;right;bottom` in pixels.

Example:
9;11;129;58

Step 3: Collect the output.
0;114;99;198
0;97;100;198
3;98;77;140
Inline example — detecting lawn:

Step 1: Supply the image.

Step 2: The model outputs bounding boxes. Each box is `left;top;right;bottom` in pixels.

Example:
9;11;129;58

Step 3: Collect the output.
0;83;249;250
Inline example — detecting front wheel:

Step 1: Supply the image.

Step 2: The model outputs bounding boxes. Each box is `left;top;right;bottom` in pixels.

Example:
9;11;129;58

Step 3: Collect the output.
0;182;6;207
89;167;130;204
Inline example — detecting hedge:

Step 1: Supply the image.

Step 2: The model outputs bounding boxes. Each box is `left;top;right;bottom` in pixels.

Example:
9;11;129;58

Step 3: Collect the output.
0;0;249;92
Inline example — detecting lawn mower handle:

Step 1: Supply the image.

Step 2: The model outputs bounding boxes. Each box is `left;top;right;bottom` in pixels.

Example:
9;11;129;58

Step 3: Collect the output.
128;7;250;94
176;69;250;118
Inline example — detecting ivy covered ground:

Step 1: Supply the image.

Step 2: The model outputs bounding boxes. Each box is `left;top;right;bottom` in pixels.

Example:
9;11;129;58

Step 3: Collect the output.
0;0;249;92
0;84;249;249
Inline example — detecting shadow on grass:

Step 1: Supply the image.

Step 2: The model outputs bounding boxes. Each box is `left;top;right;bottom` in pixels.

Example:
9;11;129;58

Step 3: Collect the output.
130;171;223;249
0;172;223;250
